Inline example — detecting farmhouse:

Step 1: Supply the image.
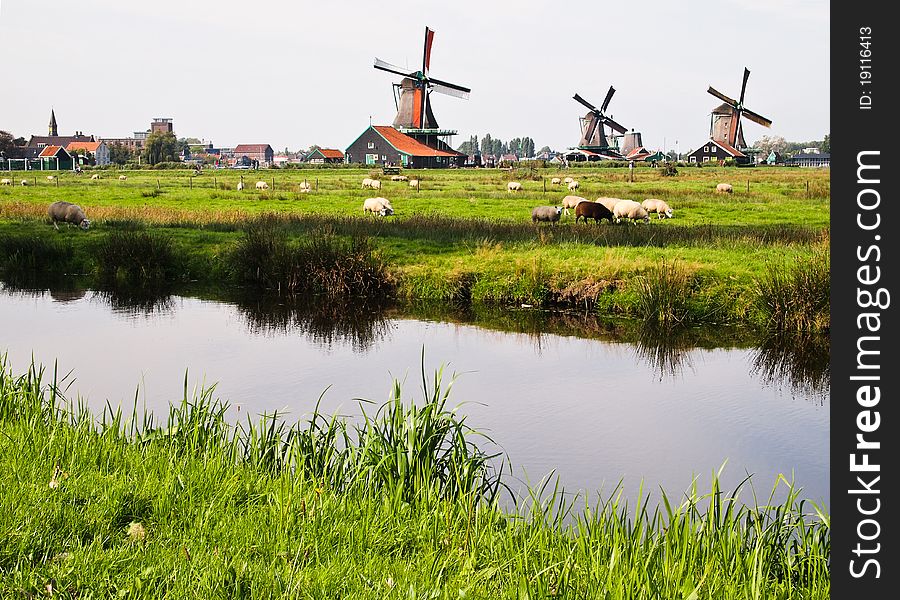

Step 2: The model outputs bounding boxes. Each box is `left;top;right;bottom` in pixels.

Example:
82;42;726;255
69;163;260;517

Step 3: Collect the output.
233;144;274;167
66;141;110;166
686;139;745;164
305;148;344;164
785;152;830;168
345;125;464;169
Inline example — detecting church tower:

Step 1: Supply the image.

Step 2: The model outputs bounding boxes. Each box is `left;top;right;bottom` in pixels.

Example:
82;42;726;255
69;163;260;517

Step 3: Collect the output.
49;109;58;136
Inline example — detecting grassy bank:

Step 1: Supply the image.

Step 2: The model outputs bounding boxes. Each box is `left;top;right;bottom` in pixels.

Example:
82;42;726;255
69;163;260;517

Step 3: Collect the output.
0;358;829;598
0;166;830;330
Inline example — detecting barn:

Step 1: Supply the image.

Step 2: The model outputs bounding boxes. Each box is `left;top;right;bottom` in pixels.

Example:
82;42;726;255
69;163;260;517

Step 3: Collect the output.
345;125;464;169
233;144;274;167
38;145;74;170
686;139;746;164
305;148;344;164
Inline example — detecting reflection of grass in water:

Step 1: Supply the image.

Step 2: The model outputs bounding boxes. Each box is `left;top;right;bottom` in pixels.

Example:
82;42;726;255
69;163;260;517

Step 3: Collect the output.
634;324;697;378
751;332;830;400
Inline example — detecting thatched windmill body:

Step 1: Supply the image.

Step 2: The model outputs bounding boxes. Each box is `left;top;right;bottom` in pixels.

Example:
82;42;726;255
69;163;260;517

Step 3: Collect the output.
707;67;772;150
573;86;628;157
374;27;471;132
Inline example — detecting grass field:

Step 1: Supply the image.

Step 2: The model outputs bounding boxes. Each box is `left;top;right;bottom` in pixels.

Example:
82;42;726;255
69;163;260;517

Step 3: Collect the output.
0;165;830;329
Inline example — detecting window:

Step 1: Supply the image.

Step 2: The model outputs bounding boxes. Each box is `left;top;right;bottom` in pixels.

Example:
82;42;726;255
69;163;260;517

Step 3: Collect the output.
367;142;375;149
381;155;387;161
690;156;697;163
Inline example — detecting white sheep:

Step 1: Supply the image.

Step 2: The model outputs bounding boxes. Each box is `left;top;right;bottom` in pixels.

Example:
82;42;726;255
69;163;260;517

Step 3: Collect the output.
550;177;562;185
641;199;674;219
90;174;101;180
507;181;522;193
716;183;733;193
567;180;579;192
48;201;90;230
21;180;29;186
363;197;394;216
255;181;269;190
299;181;311;193
362;178;382;190
563;176;574;184
596;197;623;212
47;175;56;181
613;199;650;223
0;178;11;186
390;175;408;182
119;175;127;181
560;195;589;216
409;179;419;189
361;177;373;188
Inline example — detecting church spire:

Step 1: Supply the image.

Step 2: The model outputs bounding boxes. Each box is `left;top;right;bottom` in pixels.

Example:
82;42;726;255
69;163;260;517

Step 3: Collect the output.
49;109;58;136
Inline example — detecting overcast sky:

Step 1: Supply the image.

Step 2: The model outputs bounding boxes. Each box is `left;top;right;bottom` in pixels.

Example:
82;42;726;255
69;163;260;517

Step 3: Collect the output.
0;0;829;153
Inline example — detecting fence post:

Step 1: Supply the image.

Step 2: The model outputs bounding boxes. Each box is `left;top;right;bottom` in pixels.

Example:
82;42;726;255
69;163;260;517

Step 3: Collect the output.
316;178;318;192
157;179;160;190
272;176;275;191
214;177;217;189
806;180;809;198
543;177;546;194
190;177;193;189
56;177;59;188
747;179;750;193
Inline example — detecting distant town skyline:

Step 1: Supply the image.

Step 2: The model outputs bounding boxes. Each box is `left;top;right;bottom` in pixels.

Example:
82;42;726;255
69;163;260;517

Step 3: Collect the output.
0;0;829;154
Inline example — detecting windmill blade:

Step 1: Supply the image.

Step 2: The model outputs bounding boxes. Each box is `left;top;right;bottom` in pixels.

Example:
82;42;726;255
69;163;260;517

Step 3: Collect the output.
741;107;773;128
582;116;599;145
739;67;750;105
600;86;616;113
431;82;470;100
707;86;738;107
422;27;435;73
573;93;598;113
427;76;471;94
601;116;628;134
374;58;417;78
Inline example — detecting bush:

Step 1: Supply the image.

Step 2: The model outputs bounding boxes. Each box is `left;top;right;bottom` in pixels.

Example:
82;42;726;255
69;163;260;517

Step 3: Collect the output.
658;163;678;177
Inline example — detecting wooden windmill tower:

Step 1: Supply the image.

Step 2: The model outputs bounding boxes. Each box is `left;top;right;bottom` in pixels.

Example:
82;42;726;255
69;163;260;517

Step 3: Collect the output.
572;87;627;158
373;27;471;134
706;67;772;150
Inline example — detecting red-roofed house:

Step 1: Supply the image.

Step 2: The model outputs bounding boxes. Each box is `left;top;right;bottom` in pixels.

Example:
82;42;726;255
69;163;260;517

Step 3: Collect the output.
38;145;74;170
686;139;746;164
305;148;345;164
345;125;464;168
66;141;110;166
233;144;274;167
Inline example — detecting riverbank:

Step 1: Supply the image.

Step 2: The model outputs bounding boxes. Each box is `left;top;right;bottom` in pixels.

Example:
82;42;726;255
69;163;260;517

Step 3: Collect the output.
0;358;830;597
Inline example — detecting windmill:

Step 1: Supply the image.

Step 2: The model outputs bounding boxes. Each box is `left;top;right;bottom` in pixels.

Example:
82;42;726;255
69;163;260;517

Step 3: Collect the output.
573;86;628;154
373;27;471;131
706;67;772;150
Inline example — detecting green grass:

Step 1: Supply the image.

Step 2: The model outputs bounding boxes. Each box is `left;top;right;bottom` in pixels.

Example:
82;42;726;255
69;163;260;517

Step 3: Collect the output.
0;356;830;598
0;166;830;329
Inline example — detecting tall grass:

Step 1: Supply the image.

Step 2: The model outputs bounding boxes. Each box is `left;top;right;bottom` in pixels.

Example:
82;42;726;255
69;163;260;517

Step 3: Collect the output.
633;259;699;328
755;246;830;332
94;229;179;284
0;235;72;278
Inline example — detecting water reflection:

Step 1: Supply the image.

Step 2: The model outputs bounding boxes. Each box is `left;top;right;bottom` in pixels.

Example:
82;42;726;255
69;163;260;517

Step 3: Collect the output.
93;286;176;316
751;332;830;401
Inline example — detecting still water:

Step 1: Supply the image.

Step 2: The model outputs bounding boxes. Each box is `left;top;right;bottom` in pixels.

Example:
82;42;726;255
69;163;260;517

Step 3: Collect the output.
0;285;829;506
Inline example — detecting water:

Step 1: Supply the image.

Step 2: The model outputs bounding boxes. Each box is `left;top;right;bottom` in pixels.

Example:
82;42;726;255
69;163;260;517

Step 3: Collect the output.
0;284;829;506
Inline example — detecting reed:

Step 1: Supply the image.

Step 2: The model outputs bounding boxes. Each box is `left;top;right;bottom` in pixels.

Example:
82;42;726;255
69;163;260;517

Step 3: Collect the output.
94;230;179;284
755;246;830;332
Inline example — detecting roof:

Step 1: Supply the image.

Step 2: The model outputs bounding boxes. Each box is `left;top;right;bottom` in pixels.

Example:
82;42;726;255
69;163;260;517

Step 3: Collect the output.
27;134;94;148
371;126;460;157
318;148;344;159
712;102;735;115
233;144;273;154
66;141;102;152
38;145;70;158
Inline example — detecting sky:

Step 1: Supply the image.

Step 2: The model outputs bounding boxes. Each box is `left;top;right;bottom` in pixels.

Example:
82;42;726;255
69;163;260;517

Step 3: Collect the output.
0;0;829;154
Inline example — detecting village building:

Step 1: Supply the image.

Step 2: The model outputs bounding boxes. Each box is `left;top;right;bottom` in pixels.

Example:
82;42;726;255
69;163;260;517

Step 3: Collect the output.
304;148;345;164
685;139;745;164
233;144;274;167
345;125;464;169
66;141;110;166
37;145;74;170
785;152;830;168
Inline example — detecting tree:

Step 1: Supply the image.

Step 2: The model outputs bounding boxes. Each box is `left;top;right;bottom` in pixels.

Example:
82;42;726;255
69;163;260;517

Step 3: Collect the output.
142;131;180;165
480;133;493;156
821;134;830;153
108;142;134;165
0;130;15;155
752;135;787;157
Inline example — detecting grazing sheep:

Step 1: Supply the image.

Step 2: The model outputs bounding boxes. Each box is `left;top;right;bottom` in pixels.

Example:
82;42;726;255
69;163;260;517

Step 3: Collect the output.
118;175;127;181
362;178;382;190
567;180;579;192
20;180;29;186
299;181;311;193
716;183;733;193
48;201;90;230
641;199;674;219
90;174;101;180
560;195;589;216
507;181;522;193
390;175;408;182
0;178;11;186
596;197;623;212
362;177;373;188
575;201;614;224
531;205;562;224
563;176;574;184
409;179;419;189
613;199;650;223
255;181;269;190
363;197;394;216
47;175;56;181
550;177;562;185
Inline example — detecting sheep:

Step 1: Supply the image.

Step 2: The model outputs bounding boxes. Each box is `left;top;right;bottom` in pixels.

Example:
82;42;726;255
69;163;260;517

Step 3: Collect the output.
716;183;733;194
363;197;394;216
118;175;127;181
299;181;311;193
575;201;614;224
409;179;419;189
47;175;56;181
48;201;90;230
255;181;269;190
237;176;244;191
507;181;522;193
641;198;674;219
90;174;101;180
560;195;589;216
20;180;29;186
362;178;382;190
567;180;579;192
563;176;574;184
0;178;11;186
390;174;408;182
531;205;562;224
613;199;650;223
361;177;373;188
596;197;623;212
550;177;562;185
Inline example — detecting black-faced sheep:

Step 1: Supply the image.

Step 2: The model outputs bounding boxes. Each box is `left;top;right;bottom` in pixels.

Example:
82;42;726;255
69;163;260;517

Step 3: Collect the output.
641;199;674;219
118;175;127;181
613;199;650;223
575;201;614;224
48;201;90;230
532;205;562;224
716;183;733;193
0;178;11;186
363;197;394;216
299;181;311;193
